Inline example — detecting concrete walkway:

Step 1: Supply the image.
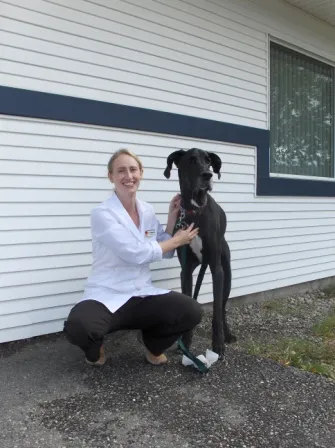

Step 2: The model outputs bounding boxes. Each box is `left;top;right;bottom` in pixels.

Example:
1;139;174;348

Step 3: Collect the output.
0;330;334;448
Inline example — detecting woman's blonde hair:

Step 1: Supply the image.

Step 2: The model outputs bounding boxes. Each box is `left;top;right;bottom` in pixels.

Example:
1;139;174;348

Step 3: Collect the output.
107;148;143;174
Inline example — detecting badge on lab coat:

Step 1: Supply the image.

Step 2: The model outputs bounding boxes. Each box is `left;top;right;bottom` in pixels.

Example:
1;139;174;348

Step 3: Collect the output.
145;229;156;238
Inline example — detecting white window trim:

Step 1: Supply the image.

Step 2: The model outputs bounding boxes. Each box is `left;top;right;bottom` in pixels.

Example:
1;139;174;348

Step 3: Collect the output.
267;34;335;180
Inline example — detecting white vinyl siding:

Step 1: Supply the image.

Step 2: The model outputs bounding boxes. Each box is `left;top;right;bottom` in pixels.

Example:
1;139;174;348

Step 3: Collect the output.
1;0;335;343
2;115;335;343
0;115;257;341
0;0;267;129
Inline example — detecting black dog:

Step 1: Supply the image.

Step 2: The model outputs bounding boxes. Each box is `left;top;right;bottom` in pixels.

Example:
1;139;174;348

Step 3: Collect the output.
164;148;236;359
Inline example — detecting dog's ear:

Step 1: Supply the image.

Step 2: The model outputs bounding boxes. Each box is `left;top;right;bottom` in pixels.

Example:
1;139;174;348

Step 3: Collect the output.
163;150;186;178
208;152;222;179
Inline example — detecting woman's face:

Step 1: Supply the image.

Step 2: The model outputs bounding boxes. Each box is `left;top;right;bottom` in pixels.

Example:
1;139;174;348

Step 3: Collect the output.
109;154;142;197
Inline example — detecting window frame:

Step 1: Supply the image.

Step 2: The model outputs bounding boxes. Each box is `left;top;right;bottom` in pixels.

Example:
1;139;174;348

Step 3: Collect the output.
266;36;335;194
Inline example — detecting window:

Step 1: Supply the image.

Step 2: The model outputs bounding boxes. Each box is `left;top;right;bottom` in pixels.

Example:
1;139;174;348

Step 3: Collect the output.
270;42;334;179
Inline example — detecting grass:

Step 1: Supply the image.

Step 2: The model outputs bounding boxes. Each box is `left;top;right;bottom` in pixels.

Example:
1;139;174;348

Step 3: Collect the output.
320;284;335;298
262;300;285;312
248;338;335;380
313;309;335;339
248;306;335;381
262;299;304;318
247;306;335;380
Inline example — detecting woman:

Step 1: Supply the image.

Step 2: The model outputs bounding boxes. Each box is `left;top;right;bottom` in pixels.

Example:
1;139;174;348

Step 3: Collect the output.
63;148;202;367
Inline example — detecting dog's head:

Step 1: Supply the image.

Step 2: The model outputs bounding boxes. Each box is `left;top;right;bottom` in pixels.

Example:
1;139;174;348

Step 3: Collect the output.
163;148;222;197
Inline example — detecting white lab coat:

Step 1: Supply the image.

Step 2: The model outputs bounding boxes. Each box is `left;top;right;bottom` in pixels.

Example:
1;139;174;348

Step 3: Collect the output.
79;192;174;313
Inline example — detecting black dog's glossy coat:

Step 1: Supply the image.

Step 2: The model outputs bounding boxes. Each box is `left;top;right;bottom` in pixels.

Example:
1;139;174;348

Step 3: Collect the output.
164;148;236;358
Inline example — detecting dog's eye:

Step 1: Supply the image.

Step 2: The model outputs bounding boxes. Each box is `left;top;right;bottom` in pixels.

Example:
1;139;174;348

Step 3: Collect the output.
189;156;197;164
205;156;211;165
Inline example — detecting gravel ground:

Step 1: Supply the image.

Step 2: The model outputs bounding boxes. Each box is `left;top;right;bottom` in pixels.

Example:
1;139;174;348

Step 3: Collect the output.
214;289;335;348
0;290;334;448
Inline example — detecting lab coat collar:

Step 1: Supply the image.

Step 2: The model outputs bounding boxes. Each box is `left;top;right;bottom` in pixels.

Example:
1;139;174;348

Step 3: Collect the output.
108;192;148;242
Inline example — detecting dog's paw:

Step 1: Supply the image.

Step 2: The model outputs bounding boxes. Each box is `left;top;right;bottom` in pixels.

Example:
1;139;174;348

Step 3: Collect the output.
212;343;225;360
225;333;237;344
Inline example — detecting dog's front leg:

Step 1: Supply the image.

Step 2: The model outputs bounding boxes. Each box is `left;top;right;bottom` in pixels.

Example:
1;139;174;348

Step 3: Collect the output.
210;264;225;359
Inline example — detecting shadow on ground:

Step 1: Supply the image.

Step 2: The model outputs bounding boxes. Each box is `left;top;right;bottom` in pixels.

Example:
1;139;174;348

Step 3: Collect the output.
0;326;334;448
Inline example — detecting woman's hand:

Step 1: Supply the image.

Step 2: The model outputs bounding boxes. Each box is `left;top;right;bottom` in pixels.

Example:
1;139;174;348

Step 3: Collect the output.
168;193;181;220
173;222;199;247
165;193;182;235
159;222;199;254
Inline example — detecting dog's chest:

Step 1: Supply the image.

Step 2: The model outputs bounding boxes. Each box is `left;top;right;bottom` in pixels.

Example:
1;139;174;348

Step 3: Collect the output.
189;235;203;262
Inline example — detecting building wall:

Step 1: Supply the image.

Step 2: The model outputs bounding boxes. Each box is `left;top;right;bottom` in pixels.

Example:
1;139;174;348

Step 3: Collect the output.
1;0;335;342
0;0;268;128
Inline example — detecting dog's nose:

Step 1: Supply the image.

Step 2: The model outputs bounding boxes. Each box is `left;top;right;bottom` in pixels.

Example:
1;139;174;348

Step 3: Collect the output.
201;171;213;181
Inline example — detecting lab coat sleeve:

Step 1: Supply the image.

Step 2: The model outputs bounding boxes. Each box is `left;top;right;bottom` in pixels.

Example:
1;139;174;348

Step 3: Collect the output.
91;208;163;265
156;218;175;259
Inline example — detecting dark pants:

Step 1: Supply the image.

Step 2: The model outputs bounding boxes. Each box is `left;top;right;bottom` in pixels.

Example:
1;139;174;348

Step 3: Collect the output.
63;291;202;362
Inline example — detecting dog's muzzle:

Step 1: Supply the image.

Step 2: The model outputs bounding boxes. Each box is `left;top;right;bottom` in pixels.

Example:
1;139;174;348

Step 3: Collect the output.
201;171;213;181
200;171;213;191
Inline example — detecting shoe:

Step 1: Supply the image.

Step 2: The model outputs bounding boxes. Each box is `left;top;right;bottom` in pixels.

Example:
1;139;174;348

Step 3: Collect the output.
85;345;106;366
137;331;168;365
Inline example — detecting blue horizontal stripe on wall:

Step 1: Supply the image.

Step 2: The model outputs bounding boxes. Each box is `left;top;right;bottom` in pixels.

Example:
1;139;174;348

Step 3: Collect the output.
1;86;334;197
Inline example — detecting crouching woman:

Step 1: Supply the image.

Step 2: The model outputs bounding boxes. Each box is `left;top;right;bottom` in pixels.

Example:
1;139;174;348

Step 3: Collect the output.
63;148;202;367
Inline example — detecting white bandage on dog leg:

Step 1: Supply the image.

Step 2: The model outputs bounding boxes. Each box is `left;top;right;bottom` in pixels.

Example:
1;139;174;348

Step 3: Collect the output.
181;349;219;370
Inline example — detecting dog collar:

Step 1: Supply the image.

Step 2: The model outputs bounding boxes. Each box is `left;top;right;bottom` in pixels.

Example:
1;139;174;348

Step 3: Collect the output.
174;206;197;232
